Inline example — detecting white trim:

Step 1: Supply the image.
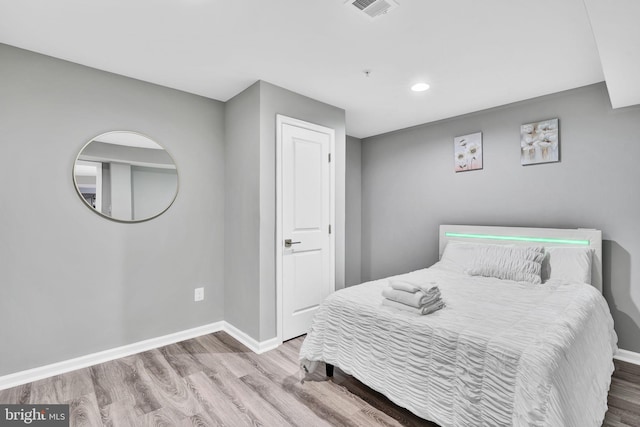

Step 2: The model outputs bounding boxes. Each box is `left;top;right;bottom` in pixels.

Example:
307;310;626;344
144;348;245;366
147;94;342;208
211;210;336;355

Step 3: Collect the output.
275;115;336;344
0;321;223;390
0;321;282;391
223;322;281;354
276;115;284;344
614;348;640;366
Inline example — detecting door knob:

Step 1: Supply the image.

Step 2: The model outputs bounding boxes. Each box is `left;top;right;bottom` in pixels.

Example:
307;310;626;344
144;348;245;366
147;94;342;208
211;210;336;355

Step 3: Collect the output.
284;239;301;248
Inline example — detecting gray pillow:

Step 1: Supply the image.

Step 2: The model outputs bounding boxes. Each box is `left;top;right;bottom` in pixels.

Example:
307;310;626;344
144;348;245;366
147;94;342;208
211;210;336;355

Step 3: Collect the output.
467;245;545;284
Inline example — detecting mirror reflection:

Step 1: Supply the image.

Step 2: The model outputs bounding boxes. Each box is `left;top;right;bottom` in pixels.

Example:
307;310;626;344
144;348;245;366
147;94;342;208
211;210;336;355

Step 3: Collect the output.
73;131;178;222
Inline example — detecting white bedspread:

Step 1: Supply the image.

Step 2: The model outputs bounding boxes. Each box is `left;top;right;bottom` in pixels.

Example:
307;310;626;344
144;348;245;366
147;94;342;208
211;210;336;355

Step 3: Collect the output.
299;262;617;427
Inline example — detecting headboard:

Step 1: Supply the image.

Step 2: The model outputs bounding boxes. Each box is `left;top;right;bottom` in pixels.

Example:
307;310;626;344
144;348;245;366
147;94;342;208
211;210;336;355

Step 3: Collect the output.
439;225;603;292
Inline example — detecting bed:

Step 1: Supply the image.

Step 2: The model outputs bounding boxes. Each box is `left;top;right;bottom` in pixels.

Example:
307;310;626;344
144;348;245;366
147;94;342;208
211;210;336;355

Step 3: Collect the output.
299;225;618;427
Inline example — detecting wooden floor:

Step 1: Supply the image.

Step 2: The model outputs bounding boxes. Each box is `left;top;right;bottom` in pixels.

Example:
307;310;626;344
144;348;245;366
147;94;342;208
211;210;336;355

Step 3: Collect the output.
0;332;638;427
606;359;640;427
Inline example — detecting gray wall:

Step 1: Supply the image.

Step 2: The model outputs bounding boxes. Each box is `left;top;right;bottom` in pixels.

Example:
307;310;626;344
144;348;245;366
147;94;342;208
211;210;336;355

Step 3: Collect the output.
224;81;346;342
110;162;132;220
258;81;346;341
346;136;362;286
131;166;178;220
101;163;112;216
224;82;261;339
361;83;640;352
0;44;226;376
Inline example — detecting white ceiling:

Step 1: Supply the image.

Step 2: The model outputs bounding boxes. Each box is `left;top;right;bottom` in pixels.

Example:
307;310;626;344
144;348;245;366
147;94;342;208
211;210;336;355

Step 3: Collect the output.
582;0;640;109
0;0;636;138
95;132;163;150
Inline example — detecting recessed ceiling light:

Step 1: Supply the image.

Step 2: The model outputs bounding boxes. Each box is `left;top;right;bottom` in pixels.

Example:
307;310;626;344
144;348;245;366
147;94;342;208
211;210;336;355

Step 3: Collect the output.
411;82;430;92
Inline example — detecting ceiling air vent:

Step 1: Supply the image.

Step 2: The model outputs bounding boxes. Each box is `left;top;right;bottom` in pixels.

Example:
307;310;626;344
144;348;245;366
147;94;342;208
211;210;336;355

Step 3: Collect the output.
344;0;399;19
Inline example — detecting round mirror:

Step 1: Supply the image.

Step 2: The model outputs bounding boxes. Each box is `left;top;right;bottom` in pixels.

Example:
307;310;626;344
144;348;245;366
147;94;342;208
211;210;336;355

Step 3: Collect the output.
73;131;178;222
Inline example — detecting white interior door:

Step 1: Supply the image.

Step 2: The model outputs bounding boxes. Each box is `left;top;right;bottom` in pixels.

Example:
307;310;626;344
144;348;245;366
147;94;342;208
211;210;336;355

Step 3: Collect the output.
279;116;335;341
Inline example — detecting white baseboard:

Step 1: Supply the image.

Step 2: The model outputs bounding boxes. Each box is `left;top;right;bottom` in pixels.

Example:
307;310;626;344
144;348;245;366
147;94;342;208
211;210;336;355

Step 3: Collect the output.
223;322;281;354
0;321;282;391
614;348;640;366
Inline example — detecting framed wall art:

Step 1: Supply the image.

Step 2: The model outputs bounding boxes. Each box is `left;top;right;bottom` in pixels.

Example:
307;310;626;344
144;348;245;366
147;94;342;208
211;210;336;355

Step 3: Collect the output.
520;118;559;165
454;132;482;172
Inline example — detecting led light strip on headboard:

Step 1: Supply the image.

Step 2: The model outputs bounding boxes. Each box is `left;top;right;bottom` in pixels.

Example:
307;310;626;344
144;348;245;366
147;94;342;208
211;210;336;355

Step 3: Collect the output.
444;232;590;246
440;225;602;293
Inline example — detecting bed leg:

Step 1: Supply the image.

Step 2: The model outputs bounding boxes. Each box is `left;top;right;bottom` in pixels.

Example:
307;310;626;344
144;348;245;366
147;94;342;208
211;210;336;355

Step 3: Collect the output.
326;363;334;377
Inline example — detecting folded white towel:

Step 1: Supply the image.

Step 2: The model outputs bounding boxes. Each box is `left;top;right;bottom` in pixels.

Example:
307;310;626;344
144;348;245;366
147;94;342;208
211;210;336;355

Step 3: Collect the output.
419;282;440;296
383;287;424;307
382;298;445;315
382;286;441;308
389;280;421;293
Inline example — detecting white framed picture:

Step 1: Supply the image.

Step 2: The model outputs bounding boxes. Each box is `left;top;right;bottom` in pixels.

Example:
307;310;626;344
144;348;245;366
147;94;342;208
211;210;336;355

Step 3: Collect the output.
454;132;483;172
521;118;559;165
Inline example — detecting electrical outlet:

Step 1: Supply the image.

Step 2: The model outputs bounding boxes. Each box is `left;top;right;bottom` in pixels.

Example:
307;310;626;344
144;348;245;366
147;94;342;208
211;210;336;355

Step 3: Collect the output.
194;287;204;302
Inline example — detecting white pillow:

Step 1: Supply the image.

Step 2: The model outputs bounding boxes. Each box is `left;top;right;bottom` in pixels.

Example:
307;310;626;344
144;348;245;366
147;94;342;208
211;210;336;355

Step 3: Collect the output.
467;244;545;284
440;241;481;270
542;247;593;284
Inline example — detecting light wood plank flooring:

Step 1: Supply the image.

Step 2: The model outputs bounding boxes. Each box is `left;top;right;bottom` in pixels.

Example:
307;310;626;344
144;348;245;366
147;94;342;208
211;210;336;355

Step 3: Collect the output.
0;332;638;426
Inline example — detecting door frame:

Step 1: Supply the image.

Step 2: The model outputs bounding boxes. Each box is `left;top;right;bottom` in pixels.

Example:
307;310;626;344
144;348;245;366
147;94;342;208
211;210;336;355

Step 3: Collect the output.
75;160;103;213
276;114;336;344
